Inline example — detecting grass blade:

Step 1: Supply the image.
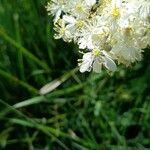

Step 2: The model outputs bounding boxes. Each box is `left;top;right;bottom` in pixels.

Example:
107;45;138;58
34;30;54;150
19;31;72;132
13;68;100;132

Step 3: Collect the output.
0;27;50;71
0;69;38;94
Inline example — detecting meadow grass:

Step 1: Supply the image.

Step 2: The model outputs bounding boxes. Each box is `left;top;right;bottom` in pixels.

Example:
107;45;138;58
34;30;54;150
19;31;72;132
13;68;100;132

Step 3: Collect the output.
0;0;150;149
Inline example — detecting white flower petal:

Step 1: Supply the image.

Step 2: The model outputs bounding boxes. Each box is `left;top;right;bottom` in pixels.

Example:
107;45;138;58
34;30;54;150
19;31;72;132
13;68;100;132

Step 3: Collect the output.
79;61;91;73
82;52;92;60
63;15;76;24
93;59;102;73
85;0;96;7
54;9;62;23
103;55;117;72
79;52;93;73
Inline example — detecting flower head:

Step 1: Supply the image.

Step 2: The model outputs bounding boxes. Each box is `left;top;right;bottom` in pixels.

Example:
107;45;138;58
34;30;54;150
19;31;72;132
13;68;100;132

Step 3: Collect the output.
46;0;150;73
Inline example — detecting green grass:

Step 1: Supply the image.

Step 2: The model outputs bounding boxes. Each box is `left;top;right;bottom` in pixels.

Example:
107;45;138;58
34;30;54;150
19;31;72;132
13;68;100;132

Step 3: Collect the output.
0;0;150;149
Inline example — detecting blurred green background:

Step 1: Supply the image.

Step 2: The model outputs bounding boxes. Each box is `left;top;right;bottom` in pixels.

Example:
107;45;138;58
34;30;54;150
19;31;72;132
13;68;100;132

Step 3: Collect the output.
0;0;150;149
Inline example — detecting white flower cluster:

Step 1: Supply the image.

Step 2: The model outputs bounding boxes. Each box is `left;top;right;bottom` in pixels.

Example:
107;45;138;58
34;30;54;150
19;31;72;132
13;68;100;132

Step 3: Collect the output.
46;0;150;73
